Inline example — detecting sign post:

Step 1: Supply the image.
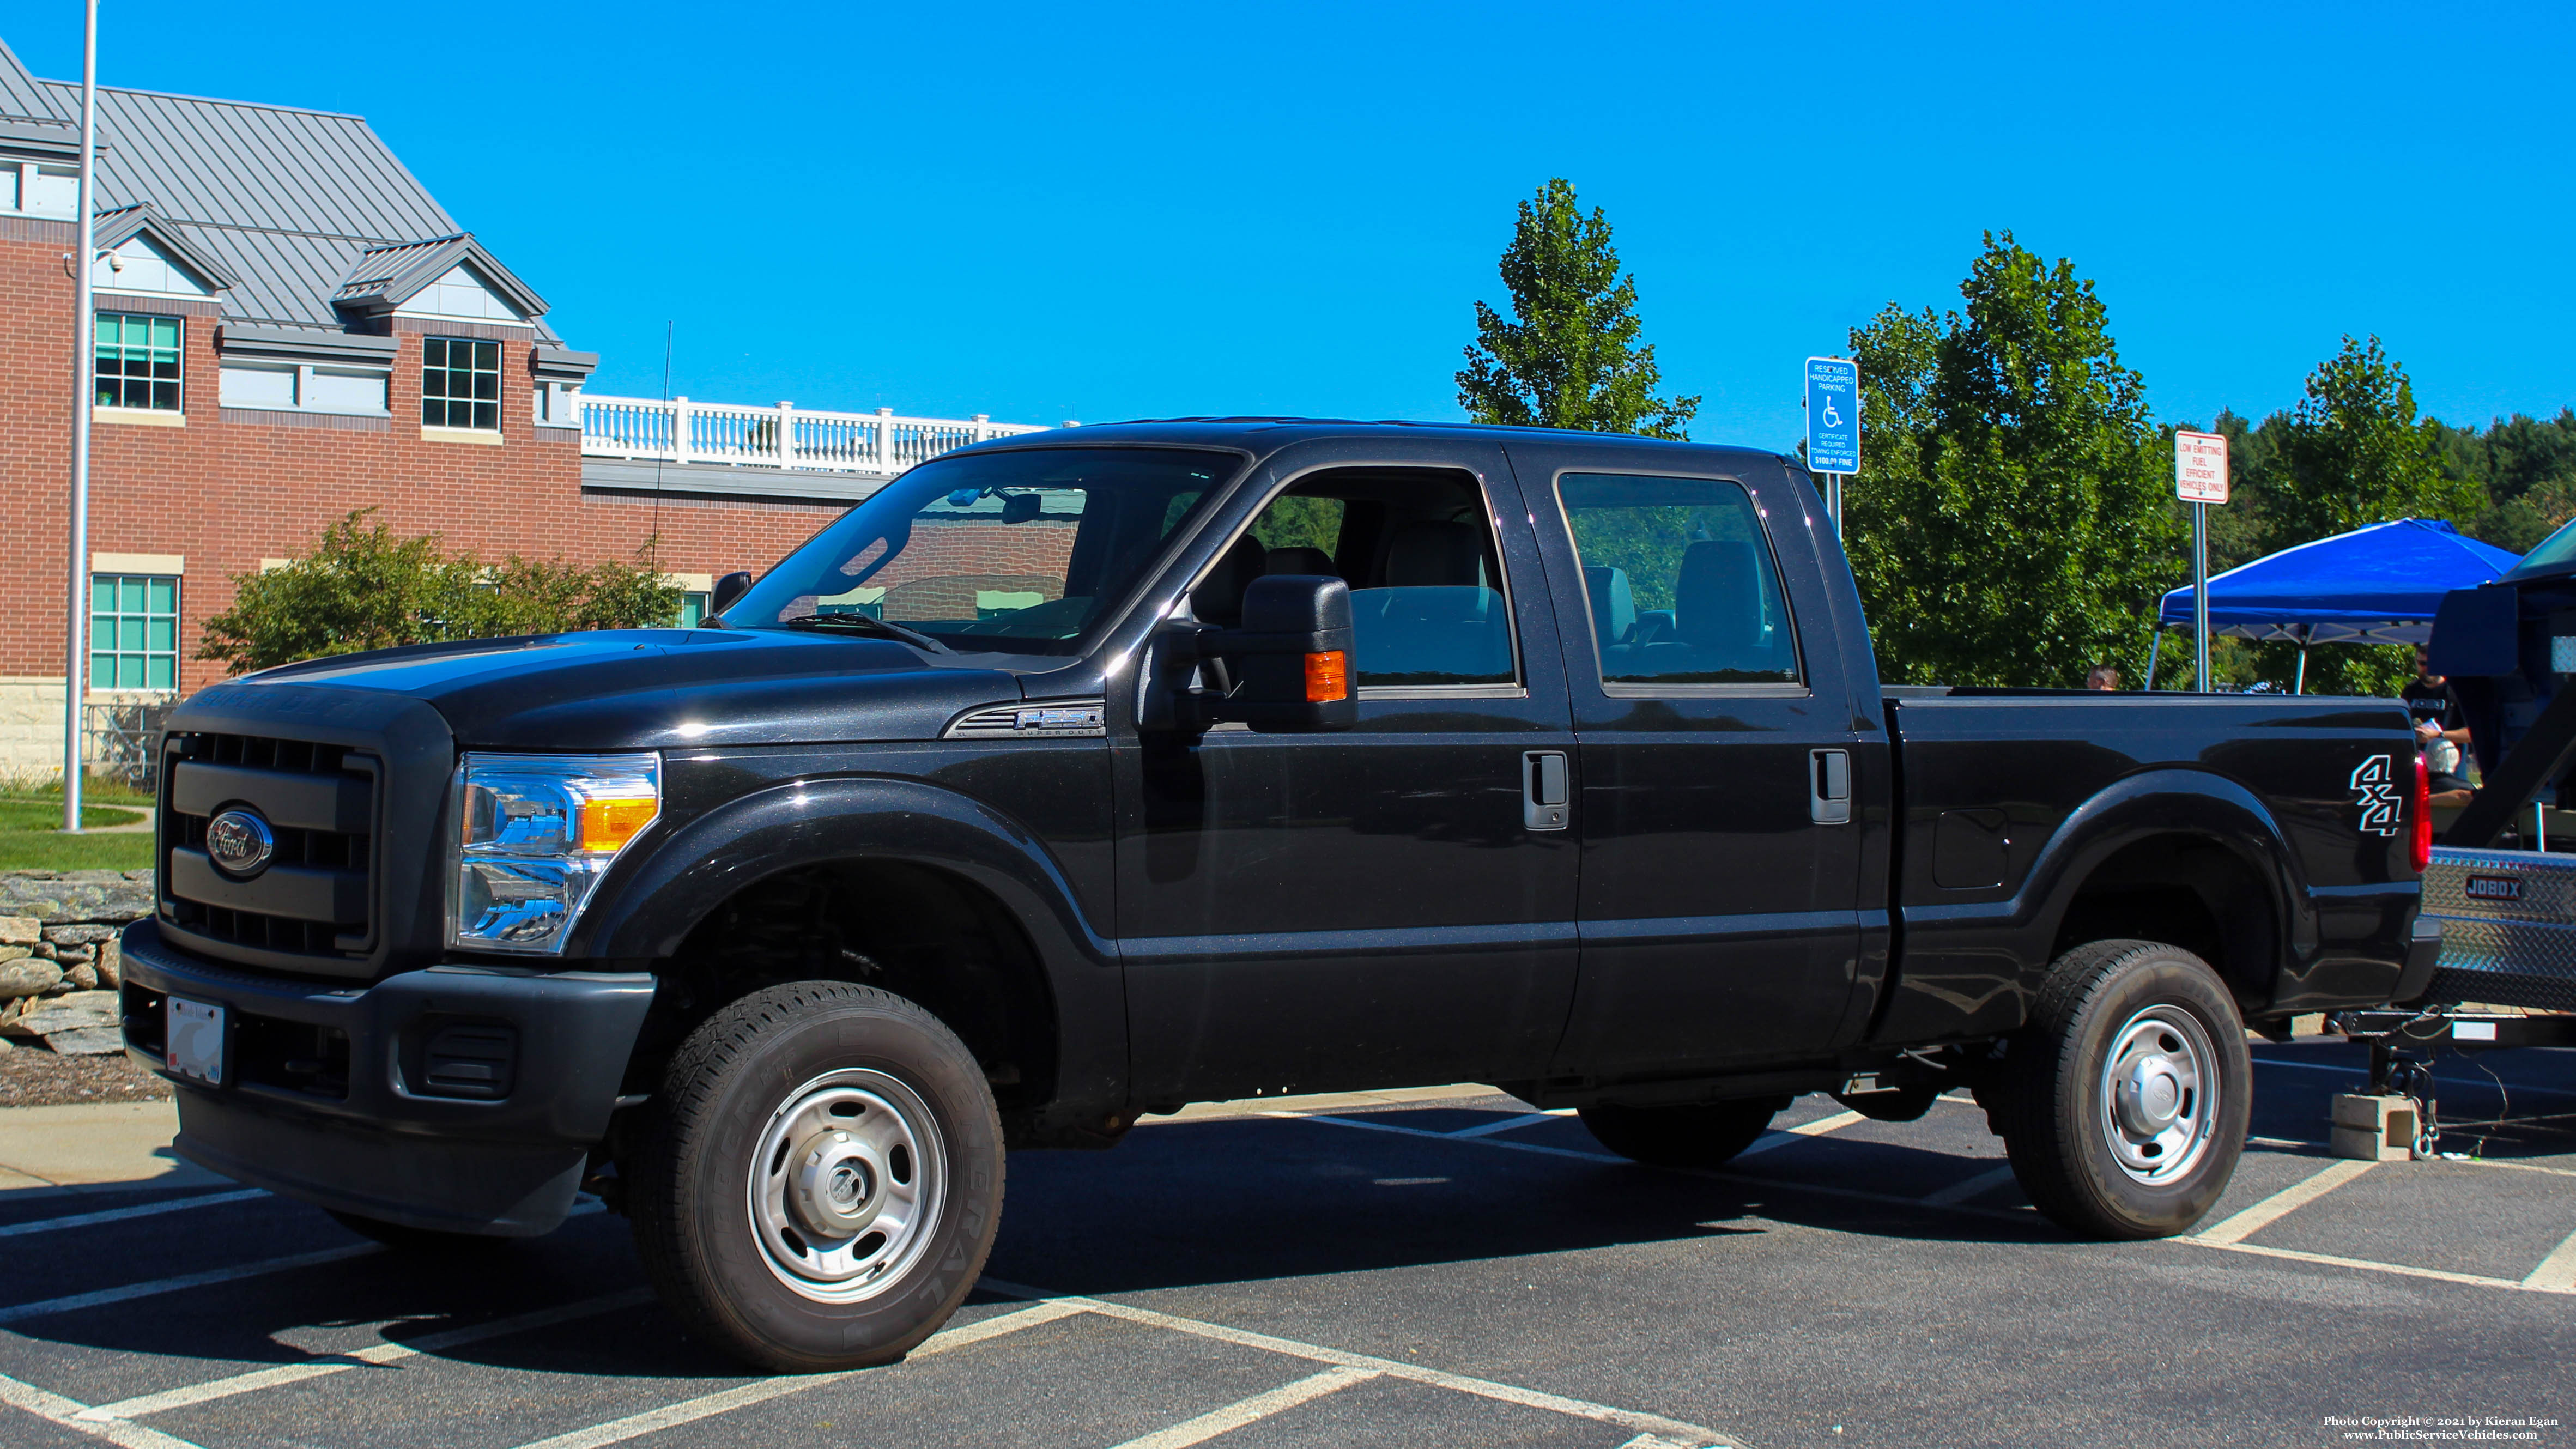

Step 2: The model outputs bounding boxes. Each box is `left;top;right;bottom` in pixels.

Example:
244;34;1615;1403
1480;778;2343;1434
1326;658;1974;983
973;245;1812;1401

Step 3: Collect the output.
2173;429;2230;693
1805;357;1860;535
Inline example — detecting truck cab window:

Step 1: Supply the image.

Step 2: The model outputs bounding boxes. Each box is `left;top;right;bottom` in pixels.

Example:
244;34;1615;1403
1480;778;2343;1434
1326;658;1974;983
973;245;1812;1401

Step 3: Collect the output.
1557;472;1800;688
723;446;1237;656
1207;469;1516;689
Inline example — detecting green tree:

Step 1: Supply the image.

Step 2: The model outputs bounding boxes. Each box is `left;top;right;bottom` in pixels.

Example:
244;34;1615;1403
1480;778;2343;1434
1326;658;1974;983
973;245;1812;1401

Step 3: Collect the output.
2265;336;2480;547
1456;178;1699;439
2235;337;2484;695
199;508;684;674
1843;232;2183;688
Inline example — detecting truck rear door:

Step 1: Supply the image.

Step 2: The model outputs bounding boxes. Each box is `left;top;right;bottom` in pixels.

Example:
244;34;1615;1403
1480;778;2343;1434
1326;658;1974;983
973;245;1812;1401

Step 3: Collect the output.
1511;445;1870;1078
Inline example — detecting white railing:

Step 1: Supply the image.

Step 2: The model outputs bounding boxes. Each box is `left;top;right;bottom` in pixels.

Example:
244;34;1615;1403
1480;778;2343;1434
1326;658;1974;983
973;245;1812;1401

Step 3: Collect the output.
580;395;1055;475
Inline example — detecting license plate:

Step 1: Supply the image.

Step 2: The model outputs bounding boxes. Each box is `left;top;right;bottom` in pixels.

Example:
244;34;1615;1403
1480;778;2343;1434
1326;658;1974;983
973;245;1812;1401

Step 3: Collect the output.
166;996;226;1084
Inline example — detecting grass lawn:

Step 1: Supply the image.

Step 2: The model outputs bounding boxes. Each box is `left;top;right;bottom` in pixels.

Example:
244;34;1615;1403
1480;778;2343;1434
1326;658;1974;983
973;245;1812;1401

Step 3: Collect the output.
0;797;153;873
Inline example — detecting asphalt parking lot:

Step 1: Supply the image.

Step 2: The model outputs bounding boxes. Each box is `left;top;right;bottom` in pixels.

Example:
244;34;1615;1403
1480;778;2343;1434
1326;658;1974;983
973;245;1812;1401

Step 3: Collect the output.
2;1040;2570;1449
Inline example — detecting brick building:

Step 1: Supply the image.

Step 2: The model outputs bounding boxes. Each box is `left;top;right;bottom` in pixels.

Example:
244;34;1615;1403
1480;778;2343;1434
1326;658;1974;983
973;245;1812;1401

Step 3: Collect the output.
0;35;878;777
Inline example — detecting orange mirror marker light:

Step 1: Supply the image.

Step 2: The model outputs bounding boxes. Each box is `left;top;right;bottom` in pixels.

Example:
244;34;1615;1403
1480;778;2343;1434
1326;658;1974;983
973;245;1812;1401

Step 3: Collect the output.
580;796;659;854
1305;650;1349;703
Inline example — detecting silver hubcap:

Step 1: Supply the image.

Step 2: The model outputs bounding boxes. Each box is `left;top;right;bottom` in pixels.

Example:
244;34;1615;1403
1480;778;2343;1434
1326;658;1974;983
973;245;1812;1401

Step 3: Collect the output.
2098;1006;2218;1185
747;1069;946;1303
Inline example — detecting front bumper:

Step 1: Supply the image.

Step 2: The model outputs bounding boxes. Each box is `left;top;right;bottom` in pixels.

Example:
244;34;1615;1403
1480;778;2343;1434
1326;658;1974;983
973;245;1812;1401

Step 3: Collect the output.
118;919;656;1236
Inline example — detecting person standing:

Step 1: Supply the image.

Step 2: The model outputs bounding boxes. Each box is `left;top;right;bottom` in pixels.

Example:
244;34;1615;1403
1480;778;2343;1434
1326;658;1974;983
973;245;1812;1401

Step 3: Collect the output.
2406;647;2474;804
2084;665;2121;691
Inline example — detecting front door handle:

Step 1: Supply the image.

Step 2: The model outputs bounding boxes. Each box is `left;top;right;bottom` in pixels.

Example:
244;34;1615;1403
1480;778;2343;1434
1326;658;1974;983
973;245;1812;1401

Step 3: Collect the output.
1811;748;1851;825
1524;750;1569;832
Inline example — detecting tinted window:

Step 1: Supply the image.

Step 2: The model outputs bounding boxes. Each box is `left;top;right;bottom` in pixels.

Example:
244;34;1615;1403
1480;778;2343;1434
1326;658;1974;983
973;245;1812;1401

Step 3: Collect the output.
1215;470;1515;689
1558;473;1799;688
726;447;1238;655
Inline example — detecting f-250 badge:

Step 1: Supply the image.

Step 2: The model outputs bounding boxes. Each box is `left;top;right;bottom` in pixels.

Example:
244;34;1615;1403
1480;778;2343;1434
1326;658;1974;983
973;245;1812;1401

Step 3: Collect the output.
2351;754;2401;836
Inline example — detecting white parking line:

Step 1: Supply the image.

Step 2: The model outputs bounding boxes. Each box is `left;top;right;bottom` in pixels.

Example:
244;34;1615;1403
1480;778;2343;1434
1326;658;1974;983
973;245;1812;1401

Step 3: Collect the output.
2522;1229;2576;1293
980;1279;1739;1447
505;1299;1088;1449
2193;1161;2377;1246
1449;1113;1563;1138
76;1287;657;1422
2192;1239;2568;1295
1920;1163;2019;1207
1735;1110;1868;1159
0;1244;379;1327
1106;1366;1380;1449
0;1190;268;1240
0;1371;205;1449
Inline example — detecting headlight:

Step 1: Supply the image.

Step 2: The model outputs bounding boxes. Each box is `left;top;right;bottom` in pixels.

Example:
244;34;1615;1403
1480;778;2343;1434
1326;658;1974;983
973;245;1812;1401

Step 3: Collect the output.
448;753;660;954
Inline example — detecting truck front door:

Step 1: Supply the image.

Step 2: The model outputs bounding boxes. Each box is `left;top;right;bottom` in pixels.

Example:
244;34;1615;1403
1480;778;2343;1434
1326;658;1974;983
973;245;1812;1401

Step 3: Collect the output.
1114;446;1579;1102
1512;447;1868;1080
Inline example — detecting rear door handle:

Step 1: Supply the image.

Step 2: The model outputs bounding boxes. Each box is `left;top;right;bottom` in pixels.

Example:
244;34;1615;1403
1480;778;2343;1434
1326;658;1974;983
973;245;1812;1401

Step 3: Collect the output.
1811;748;1851;825
1524;750;1569;832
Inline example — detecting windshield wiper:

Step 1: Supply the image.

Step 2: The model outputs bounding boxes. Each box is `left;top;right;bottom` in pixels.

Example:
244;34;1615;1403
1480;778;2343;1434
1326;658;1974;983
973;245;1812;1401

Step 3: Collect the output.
783;614;954;654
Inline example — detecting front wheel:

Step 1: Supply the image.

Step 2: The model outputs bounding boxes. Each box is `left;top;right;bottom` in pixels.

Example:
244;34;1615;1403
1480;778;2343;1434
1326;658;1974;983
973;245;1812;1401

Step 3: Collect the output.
1995;939;2251;1239
625;981;1004;1372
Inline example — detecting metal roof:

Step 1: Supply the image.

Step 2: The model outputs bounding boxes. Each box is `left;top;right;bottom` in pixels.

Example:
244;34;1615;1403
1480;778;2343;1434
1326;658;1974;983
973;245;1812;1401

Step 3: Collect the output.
332;233;547;319
0;33;556;343
0;38;64;122
93;202;239;290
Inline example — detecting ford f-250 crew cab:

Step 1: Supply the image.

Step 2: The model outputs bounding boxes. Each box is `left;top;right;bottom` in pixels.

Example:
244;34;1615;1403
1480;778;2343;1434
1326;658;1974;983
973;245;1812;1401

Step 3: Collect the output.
120;420;2441;1370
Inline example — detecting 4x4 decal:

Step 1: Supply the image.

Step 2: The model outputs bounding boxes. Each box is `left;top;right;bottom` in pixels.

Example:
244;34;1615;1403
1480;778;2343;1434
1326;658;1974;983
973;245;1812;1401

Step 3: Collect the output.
2351;753;2401;836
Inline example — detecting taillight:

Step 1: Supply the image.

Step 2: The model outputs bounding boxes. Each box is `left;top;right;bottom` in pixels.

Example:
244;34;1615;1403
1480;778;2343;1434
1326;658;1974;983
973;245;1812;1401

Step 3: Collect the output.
2410;751;2433;873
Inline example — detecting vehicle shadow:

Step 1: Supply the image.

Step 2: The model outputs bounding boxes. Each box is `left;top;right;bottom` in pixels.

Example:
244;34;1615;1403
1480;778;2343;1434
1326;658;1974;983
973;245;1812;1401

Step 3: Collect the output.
2;1107;2064;1385
985;1110;2067;1302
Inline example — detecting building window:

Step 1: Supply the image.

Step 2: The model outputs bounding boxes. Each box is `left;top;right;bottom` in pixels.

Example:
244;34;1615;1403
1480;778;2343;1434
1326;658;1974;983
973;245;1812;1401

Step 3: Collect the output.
221;362;391;416
3;162;78;217
91;574;179;690
95;313;181;411
423;337;500;430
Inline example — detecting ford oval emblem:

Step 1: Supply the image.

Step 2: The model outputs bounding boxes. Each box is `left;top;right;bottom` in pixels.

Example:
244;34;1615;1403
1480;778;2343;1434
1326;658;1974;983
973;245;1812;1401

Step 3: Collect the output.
205;809;276;878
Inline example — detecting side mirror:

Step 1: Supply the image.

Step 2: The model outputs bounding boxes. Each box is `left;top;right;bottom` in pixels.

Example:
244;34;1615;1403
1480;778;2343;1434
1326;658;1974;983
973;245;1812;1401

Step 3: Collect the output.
708;571;753;619
1227;575;1358;732
1147;575;1357;736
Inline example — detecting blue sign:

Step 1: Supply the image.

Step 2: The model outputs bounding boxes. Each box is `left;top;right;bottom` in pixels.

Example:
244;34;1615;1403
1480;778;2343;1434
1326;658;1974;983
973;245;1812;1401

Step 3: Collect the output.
1805;356;1860;474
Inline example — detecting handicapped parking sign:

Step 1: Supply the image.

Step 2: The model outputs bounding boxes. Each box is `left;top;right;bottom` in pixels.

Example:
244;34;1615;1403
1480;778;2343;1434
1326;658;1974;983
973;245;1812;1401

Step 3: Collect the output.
1805;357;1860;474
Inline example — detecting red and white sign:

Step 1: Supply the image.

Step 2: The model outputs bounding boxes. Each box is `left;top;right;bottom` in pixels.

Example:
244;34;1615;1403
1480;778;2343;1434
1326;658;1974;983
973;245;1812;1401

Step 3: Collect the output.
2174;429;2230;505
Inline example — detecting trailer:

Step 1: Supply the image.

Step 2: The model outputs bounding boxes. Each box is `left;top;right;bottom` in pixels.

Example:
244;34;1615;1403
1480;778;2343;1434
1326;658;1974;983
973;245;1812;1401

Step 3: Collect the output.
2334;545;2576;1155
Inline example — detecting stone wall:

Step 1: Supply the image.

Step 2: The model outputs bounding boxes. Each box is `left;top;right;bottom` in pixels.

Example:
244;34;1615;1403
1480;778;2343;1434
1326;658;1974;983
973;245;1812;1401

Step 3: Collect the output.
0;869;155;1054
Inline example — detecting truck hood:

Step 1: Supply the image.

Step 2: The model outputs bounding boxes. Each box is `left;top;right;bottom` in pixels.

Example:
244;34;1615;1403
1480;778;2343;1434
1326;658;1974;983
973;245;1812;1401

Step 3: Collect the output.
191;628;1027;750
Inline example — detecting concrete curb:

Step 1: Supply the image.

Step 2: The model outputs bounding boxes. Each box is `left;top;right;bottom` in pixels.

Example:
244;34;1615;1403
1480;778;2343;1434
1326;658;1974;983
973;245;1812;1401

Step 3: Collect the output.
0;1099;220;1198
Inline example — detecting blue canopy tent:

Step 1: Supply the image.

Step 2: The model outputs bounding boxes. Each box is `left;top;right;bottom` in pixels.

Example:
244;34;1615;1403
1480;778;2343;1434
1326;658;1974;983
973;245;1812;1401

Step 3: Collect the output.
2149;518;2522;692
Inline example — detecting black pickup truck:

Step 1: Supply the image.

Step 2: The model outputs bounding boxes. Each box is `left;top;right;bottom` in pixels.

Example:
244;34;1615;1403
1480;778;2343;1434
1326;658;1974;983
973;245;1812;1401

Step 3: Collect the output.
120;420;2439;1369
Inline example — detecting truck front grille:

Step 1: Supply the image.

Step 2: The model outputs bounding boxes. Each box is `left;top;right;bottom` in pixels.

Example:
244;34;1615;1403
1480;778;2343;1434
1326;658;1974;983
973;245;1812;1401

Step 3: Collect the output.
160;732;381;965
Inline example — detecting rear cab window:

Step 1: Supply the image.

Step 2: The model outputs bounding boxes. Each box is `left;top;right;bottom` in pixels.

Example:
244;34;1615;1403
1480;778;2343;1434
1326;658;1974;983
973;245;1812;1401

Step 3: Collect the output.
1555;472;1802;692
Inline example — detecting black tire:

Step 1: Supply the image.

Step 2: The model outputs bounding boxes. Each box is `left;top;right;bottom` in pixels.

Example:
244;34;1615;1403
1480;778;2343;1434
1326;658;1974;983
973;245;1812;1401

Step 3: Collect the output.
326;1209;510;1253
1578;1095;1792;1167
1995;938;2251;1240
625;981;1004;1372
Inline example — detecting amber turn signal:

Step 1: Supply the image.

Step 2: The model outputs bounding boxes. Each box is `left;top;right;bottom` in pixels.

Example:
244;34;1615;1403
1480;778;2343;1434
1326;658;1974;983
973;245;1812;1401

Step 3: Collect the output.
580;797;659;853
1304;650;1349;703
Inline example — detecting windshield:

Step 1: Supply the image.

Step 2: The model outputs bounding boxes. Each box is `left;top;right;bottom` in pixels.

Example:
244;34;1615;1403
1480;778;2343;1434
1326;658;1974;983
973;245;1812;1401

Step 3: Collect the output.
2506;517;2572;579
724;446;1240;654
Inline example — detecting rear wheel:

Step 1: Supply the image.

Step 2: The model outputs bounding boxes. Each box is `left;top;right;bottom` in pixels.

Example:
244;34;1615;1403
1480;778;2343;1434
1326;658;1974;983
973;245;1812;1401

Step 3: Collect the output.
1578;1095;1791;1167
626;981;1004;1371
1995;938;2250;1239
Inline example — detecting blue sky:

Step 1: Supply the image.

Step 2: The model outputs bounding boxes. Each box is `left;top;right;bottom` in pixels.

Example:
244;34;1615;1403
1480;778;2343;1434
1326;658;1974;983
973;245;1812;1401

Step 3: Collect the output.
14;2;2571;450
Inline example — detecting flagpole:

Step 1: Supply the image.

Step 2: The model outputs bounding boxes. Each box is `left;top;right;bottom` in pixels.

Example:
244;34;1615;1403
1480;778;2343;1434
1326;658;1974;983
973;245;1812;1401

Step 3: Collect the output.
62;0;99;833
